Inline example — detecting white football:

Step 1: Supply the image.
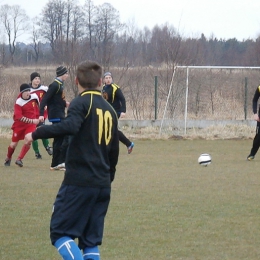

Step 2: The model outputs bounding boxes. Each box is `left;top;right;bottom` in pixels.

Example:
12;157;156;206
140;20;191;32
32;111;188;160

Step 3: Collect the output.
198;153;212;166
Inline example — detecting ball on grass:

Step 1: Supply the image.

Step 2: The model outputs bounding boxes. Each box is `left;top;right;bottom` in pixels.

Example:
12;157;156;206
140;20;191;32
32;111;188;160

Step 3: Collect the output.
198;153;211;166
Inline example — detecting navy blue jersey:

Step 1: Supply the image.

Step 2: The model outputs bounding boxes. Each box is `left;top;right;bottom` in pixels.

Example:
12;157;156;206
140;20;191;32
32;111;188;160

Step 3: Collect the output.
33;90;119;187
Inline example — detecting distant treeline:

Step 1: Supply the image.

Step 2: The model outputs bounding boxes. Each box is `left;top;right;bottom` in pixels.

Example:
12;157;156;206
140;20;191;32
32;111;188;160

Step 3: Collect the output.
0;0;259;69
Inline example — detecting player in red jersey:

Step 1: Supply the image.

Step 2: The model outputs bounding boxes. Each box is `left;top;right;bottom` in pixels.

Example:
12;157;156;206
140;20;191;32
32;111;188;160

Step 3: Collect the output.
30;72;53;159
4;83;39;167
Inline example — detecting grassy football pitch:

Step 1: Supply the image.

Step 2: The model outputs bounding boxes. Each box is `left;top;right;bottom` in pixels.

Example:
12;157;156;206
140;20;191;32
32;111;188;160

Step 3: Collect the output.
1;138;260;260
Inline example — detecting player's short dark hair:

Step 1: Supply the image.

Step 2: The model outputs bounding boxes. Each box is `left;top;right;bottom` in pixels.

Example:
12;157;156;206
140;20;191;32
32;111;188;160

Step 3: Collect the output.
76;60;102;89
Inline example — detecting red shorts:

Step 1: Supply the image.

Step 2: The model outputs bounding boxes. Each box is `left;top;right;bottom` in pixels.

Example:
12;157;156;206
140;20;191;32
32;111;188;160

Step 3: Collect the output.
11;124;37;142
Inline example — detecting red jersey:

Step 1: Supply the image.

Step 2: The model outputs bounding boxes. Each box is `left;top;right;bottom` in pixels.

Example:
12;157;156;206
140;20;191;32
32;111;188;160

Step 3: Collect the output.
30;85;48;118
12;92;39;130
30;85;48;102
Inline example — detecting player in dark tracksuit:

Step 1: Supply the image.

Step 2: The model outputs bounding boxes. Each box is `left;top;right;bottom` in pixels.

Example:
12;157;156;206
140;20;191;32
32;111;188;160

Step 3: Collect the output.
247;85;260;160
25;60;119;260
102;72;134;154
39;66;69;169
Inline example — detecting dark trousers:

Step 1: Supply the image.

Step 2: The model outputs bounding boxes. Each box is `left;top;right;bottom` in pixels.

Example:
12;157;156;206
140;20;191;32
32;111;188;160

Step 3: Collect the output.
50;184;111;249
60;135;69;163
52;136;65;167
51;122;69;167
250;121;260;156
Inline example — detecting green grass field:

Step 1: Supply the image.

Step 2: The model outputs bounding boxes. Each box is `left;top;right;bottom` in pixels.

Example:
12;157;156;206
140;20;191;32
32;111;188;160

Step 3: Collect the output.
1;138;260;260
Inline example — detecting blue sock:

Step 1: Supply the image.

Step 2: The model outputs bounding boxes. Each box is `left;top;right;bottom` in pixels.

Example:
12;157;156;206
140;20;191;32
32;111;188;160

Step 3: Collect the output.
83;246;100;260
54;236;83;260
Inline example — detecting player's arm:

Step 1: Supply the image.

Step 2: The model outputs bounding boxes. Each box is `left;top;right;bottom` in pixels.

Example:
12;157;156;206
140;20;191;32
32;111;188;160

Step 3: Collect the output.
116;88;126;112
13;104;39;124
29;98;85;140
116;88;126;117
20;117;39;124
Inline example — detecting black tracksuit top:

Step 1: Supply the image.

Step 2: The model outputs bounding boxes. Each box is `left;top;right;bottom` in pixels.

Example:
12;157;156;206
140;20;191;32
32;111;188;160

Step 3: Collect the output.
32;90;119;187
102;83;126;113
39;78;67;121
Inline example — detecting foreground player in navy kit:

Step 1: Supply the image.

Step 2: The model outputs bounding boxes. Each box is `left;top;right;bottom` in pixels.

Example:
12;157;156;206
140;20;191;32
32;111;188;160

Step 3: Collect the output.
25;60;119;260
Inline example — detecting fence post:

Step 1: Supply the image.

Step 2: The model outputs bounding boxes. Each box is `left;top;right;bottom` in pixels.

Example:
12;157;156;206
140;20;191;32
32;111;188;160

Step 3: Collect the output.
155;76;158;120
244;77;248;120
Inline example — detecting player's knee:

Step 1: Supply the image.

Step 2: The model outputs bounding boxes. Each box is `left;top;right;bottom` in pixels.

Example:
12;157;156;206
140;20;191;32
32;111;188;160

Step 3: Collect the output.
10;142;17;149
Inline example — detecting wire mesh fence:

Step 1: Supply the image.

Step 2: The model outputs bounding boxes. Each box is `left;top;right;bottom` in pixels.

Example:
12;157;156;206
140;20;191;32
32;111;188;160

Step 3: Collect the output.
115;66;259;121
157;67;260;136
1;66;260;136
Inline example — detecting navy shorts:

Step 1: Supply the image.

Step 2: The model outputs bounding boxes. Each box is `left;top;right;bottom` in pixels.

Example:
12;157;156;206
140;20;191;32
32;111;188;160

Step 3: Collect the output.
50;184;111;249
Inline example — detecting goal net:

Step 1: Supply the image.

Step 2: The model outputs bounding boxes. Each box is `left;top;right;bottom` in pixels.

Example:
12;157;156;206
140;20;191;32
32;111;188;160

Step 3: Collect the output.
159;66;260;137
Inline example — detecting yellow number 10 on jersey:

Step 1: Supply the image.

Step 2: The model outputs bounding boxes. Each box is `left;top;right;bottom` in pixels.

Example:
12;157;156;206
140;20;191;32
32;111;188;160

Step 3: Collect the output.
96;108;113;145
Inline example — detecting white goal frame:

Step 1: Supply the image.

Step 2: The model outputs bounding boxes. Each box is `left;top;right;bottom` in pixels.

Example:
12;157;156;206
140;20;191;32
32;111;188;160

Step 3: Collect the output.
159;66;260;136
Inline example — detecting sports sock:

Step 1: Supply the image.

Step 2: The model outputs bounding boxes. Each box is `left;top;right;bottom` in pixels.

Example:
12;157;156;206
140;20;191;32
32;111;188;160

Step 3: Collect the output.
7;145;15;159
32;140;39;153
54;237;83;260
42;138;49;149
83;246;100;260
18;144;31;160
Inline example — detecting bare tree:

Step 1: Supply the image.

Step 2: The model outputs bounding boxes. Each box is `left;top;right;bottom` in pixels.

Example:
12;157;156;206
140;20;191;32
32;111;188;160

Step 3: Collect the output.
0;35;7;65
64;3;86;97
0;4;29;64
41;0;85;64
94;3;124;69
136;27;152;66
83;0;98;60
70;3;85;43
116;19;141;69
27;17;43;63
41;0;65;62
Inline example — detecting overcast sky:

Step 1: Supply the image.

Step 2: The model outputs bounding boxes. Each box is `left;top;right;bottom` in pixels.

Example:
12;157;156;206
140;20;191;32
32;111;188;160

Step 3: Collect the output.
1;0;260;42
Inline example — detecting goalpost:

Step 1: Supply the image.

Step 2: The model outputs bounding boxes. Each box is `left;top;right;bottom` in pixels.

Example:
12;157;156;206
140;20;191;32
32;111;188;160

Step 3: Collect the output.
159;66;260;137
